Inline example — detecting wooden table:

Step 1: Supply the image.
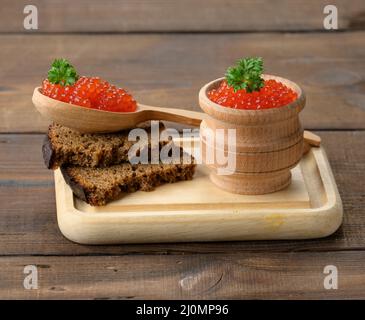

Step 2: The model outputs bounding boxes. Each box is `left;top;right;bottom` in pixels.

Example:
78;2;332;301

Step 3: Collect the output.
0;0;365;299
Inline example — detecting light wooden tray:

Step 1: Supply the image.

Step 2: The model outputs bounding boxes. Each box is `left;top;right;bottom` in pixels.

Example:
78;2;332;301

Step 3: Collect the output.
54;139;343;244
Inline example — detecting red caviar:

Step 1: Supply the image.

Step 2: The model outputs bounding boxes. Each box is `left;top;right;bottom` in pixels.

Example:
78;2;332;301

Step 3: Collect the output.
208;79;297;110
42;77;137;112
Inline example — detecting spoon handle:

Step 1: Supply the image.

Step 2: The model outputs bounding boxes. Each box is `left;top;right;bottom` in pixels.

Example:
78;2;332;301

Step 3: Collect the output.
138;104;206;127
303;130;321;155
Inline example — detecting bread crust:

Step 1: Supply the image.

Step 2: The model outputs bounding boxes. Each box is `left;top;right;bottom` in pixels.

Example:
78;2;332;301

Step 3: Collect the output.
60;167;89;203
42;134;56;169
45;124;196;206
42;123;164;169
60;151;196;206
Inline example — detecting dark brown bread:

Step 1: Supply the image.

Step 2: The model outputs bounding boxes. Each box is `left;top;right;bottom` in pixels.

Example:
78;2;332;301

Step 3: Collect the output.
43;123;163;169
61;150;196;206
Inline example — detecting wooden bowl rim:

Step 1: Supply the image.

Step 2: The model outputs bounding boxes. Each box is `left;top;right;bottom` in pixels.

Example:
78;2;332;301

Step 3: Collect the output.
199;74;305;118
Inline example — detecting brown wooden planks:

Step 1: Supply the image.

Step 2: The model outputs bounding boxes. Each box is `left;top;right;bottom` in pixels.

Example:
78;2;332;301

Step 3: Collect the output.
0;131;364;255
0;32;365;132
0;252;364;299
0;0;364;300
1;0;364;33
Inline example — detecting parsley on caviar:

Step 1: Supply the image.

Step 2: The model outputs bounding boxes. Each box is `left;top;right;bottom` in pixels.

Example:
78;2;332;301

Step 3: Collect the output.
47;58;79;86
225;57;264;93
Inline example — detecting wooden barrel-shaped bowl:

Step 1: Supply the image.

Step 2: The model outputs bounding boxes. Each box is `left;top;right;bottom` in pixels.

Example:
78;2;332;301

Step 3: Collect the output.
198;75;305;195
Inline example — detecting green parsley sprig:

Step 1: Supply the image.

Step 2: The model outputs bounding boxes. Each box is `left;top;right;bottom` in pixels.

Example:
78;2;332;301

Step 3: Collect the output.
47;58;79;86
225;57;264;93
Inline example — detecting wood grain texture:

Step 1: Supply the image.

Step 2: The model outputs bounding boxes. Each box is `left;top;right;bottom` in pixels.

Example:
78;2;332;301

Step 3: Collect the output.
1;0;365;33
0;1;364;299
1;252;364;299
32;87;205;133
0;32;365;132
54;145;342;243
0;131;363;255
199;75;306;194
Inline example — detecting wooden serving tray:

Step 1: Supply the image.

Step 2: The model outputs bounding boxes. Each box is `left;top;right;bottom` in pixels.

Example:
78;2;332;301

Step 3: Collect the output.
54;138;342;244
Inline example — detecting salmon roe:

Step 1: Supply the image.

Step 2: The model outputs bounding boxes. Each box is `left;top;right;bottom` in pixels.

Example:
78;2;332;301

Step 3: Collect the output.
42;77;137;112
208;79;298;110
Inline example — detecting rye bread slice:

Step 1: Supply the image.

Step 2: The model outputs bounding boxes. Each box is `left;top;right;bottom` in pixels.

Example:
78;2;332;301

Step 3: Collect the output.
61;149;196;206
43;122;163;169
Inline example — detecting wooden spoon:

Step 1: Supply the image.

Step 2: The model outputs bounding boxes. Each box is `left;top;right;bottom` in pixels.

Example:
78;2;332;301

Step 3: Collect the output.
32;87;206;133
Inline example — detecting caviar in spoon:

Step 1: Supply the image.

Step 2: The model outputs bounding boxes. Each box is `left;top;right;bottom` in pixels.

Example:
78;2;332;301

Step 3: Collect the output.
42;59;137;112
208;57;297;110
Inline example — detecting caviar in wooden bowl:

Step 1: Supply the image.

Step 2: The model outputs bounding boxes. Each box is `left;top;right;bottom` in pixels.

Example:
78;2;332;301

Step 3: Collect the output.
198;58;306;194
